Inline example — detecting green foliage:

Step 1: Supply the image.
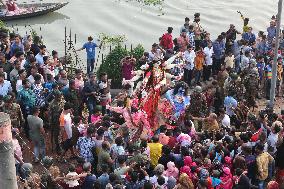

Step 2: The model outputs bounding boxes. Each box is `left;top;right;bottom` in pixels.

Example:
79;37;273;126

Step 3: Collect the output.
97;45;129;88
97;44;145;88
30;28;38;40
0;20;9;33
130;44;145;70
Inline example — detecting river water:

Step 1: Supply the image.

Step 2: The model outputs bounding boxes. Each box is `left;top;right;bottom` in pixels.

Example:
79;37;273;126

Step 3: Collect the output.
5;0;284;67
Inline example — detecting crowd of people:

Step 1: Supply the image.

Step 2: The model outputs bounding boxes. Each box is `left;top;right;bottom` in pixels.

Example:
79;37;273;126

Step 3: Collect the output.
1;11;284;189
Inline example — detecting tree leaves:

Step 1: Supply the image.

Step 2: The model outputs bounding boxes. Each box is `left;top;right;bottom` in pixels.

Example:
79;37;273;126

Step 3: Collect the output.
97;44;145;88
0;20;9;34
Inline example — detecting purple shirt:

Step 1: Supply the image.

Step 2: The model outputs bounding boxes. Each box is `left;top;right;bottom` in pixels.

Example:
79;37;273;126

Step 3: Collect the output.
122;63;134;80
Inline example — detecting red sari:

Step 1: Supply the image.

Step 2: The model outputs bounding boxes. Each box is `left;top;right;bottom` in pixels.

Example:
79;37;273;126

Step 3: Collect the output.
139;65;165;130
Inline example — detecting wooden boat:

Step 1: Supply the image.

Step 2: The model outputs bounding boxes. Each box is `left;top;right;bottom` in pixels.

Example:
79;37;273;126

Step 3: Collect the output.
0;2;68;21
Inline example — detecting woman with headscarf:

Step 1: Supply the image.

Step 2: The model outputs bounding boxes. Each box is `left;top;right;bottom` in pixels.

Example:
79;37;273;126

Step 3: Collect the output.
174;173;194;189
179;156;193;175
218;167;233;189
198;168;214;189
184;156;193;167
164;161;179;179
267;181;280;189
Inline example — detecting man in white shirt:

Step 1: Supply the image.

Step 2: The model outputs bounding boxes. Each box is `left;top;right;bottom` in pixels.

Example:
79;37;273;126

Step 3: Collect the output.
35;45;47;67
9;60;21;83
267;121;282;154
240;50;250;71
148;43;165;62
0;72;12;96
219;108;230;128
224;51;235;69
183;45;196;87
27;66;44;84
15;51;26;69
203;42;214;81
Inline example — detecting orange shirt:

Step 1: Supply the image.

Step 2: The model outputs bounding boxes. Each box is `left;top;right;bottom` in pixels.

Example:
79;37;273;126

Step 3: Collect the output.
59;113;65;127
59;113;67;140
195;51;205;70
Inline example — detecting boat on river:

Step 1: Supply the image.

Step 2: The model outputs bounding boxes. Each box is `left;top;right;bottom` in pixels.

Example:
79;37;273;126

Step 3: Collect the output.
0;2;68;21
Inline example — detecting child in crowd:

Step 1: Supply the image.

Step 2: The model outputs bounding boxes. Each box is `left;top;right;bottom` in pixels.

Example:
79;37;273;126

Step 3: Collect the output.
256;55;265;86
76;117;88;137
91;105;103;124
74;69;84;91
224;51;235;69
98;72;112;115
43;74;55;92
64;164;80;188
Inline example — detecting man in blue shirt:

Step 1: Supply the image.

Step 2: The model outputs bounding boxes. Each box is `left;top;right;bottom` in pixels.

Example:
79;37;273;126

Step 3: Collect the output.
17;79;36;138
212;35;225;75
267;21;276;45
81;162;97;189
10;35;24;56
242;27;256;45
76;36;101;74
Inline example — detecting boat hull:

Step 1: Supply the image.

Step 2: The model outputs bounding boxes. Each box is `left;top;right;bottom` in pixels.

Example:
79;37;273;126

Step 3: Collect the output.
0;2;68;21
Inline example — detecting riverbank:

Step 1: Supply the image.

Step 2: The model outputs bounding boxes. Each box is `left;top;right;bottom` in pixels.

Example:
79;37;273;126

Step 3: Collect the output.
6;0;283;68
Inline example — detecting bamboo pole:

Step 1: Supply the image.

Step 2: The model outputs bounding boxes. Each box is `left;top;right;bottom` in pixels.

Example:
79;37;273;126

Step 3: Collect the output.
0;112;17;189
270;0;283;107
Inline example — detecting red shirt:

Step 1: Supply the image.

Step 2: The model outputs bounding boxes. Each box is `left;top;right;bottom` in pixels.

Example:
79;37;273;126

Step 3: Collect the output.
251;128;263;142
160;33;173;50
